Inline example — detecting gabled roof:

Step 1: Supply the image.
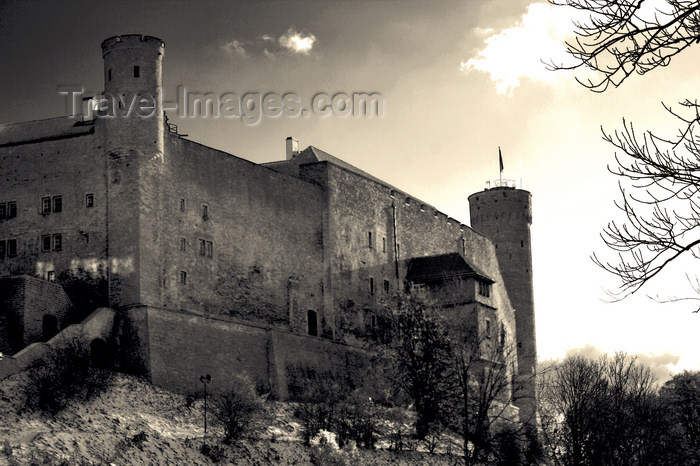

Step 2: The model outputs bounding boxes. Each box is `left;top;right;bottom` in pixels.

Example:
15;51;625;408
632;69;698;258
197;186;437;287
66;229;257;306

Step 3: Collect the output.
405;252;494;284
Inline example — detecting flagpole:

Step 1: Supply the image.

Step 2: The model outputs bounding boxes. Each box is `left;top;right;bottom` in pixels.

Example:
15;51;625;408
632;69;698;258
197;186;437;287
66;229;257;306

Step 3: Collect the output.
499;146;502;186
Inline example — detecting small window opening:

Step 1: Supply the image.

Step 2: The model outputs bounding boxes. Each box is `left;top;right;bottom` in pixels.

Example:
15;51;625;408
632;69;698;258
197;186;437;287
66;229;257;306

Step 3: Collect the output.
53;196;62;213
369;277;375;295
180;271;187;284
202;204;209;220
383;279;390;294
180;237;186;251
53;234;62;251
133;66;140;78
42;235;51;252
368;231;372;249
85;194;94;208
180;198;186;212
47;271;55;282
7;239;17;257
382;237;386;253
108;69;112;81
42;197;51;214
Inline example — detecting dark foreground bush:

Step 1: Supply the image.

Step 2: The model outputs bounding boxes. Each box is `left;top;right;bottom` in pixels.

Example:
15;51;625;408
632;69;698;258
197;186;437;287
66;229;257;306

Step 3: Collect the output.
26;335;112;413
210;378;263;444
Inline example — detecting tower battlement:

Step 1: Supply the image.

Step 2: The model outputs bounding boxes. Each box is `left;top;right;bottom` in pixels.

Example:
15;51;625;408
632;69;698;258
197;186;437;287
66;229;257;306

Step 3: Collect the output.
101;35;165;57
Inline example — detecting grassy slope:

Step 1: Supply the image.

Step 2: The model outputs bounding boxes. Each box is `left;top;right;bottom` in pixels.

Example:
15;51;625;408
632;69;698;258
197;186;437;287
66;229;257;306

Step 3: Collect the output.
0;371;460;465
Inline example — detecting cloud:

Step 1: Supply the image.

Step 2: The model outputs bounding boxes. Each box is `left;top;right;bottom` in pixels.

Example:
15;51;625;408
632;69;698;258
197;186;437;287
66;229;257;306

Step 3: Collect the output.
565;345;680;384
278;27;316;55
222;39;248;58
461;2;579;96
222;27;317;59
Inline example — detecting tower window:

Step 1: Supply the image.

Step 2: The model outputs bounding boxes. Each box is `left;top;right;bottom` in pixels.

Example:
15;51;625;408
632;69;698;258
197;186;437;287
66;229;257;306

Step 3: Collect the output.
108;69;112;81
383;279;390;294
53;234;62;251
369;277;375;295
7;239;17;257
180;198;186;212
368;231;373;249
202;204;209;220
42;235;51;252
521;240;524;247
53;196;62;213
382;237;386;253
42;197;51;214
485;319;491;339
133;66;140;78
85;194;94;208
206;241;213;258
180;237;186;251
180;271;187;284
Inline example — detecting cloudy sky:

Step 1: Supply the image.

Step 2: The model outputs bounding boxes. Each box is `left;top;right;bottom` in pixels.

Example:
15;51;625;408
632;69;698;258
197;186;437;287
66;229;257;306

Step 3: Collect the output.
1;0;698;378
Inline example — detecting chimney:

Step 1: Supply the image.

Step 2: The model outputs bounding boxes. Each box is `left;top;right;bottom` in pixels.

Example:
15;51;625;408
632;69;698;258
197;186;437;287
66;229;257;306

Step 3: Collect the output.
286;137;299;160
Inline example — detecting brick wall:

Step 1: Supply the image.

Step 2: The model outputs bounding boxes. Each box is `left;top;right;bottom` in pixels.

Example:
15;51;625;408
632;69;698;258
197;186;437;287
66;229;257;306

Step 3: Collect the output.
140;306;371;399
0;275;74;353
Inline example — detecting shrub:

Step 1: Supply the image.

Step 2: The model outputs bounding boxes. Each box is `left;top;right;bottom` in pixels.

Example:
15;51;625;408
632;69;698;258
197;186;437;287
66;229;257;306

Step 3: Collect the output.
26;335;112;413
210;378;263;444
200;442;227;463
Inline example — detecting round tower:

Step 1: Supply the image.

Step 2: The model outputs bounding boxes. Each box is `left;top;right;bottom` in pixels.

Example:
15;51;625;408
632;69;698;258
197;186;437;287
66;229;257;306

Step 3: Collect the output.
468;186;536;421
100;35;166;309
101;34;165;157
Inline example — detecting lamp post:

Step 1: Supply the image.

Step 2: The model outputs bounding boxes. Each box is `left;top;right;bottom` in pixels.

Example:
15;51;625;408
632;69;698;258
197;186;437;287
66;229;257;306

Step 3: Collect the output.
199;374;212;435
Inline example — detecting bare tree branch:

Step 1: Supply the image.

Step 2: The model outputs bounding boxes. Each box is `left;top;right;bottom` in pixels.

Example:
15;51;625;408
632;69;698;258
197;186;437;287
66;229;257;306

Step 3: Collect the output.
547;0;700;92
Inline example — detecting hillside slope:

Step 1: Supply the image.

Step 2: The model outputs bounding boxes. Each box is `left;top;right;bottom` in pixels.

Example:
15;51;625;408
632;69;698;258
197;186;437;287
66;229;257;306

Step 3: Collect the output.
0;371;459;465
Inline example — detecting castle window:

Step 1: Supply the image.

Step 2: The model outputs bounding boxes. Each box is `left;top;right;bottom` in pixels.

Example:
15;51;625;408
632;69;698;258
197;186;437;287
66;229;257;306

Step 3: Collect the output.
369;277;375;295
7;239;16;257
53;234;62;251
202;204;208;220
85;194;94;208
521;240;524;247
180;198;186;212
180;271;187;284
307;310;318;337
133;66;140;78
206;241;213;258
383;279;390;294
0;202;11;219
53;196;62;213
180;237;186;251
42;197;51;214
368;231;372;249
108;68;112;81
382;237;386;253
485;318;491;339
47;271;55;282
42;235;51;252
199;239;206;256
478;280;491;297
0;240;5;259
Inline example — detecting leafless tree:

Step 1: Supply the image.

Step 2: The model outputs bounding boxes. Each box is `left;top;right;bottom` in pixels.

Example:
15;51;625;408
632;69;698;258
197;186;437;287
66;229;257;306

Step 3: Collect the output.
591;100;700;306
548;1;700;306
548;0;700;92
538;353;678;466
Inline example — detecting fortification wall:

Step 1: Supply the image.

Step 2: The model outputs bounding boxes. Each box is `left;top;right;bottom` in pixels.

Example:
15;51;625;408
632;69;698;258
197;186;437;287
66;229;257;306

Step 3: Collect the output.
0;307;115;381
157;136;325;329
142;306;371;399
0;123;107;280
0;275;74;353
299;161;517;343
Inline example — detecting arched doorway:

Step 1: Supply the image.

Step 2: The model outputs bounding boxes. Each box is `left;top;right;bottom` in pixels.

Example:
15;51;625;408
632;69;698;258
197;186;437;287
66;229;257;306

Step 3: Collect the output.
307;310;318;337
90;338;111;368
41;315;58;342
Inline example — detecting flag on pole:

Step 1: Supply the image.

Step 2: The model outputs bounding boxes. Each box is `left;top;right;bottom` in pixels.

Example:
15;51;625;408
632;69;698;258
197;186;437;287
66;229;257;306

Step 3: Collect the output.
499;147;503;173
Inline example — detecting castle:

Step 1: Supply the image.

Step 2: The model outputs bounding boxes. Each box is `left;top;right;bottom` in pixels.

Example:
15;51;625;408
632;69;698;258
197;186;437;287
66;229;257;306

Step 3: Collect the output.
0;35;536;419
